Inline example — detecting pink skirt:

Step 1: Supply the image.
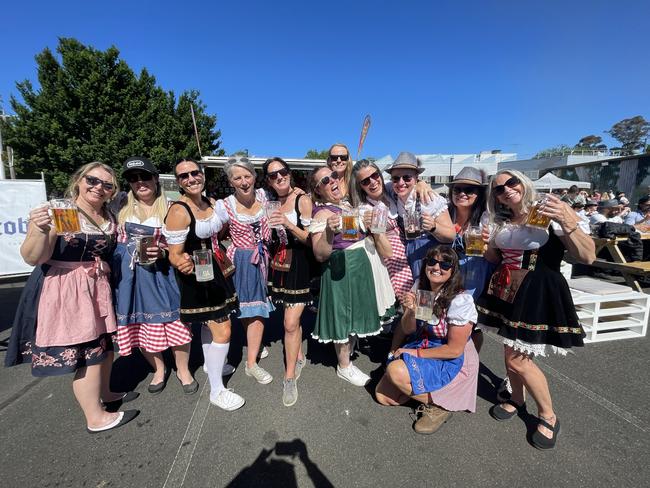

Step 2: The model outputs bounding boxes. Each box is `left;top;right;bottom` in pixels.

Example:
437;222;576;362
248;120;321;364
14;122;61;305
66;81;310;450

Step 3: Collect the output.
429;340;479;412
116;320;192;355
36;259;117;347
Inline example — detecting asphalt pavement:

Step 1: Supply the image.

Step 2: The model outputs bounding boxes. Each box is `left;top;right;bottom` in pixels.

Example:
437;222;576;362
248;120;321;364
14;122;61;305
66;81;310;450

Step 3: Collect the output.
0;279;649;488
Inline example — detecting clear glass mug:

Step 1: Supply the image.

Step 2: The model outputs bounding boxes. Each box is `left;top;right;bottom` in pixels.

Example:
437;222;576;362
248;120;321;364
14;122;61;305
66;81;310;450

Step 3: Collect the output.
193;249;215;282
404;208;421;240
265;201;283;229
49;199;81;235
341;207;360;241
370;203;388;234
464;226;485;257
415;289;434;322
526;194;552;229
134;235;156;265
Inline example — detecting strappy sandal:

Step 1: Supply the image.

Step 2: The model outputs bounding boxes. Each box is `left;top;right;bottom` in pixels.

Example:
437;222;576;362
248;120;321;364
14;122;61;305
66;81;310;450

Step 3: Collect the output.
532;417;561;450
489;399;525;421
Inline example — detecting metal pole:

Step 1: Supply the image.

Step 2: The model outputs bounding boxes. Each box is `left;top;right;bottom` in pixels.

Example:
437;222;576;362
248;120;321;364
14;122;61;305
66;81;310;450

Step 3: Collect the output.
8;146;15;179
0;112;5;180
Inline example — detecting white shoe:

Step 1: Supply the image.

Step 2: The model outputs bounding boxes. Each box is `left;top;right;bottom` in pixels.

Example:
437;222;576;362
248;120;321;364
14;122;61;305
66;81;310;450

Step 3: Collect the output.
245;363;273;384
210;388;245;411
222;363;236;376
295;358;306;380
336;363;370;387
258;346;269;360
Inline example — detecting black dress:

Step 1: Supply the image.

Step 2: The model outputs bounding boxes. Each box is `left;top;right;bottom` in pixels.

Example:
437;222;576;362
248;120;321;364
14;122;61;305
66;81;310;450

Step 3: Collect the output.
267;194;315;306
476;225;585;353
169;201;239;323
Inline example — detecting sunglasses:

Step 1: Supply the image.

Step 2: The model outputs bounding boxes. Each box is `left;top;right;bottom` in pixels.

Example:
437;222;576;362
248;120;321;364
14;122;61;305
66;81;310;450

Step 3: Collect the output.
317;171;340;187
329;154;349;162
359;171;382;187
452;185;478;195
391;174;415;184
84;175;115;192
492;176;520;196
125;172;154;184
425;257;453;271
177;169;202;181
266;168;290;181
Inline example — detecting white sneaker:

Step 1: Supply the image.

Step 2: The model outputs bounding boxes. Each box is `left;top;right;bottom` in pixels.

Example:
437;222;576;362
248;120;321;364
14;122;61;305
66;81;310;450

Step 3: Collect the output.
258;346;269;360
336;363;370;387
295;358;306;380
210;388;245;411
245;363;273;384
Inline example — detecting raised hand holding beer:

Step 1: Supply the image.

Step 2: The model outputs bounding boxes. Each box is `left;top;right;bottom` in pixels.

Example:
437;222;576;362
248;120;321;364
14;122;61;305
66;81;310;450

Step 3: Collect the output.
326;214;341;234
421;212;437;232
28;204;54;234
537;193;579;231
176;252;194;275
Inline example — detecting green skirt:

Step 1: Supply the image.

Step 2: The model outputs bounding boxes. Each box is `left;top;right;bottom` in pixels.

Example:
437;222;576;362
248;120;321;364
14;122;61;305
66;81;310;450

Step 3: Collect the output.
312;246;381;343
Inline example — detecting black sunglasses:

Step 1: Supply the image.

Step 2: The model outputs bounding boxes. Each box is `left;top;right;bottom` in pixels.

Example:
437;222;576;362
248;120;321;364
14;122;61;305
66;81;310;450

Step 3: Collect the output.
125;172;154;184
177;169;202;181
84;175;115;191
266;168;290;181
493;176;521;196
452;185;478;195
391;174;415;184
329;154;349;163
425;257;453;271
359;171;382;187
317;171;340;187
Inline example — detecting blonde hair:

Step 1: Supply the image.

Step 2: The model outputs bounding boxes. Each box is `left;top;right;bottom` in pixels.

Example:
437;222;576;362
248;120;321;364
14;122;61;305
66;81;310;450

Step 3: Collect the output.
327;143;353;193
117;181;168;225
487;169;537;224
65;162;120;201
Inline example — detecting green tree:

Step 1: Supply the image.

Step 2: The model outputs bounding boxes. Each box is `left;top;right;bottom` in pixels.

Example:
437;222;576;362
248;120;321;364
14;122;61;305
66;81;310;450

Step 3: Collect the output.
533;144;573;159
606;116;650;155
304;149;329;160
574;135;607;151
4;38;224;193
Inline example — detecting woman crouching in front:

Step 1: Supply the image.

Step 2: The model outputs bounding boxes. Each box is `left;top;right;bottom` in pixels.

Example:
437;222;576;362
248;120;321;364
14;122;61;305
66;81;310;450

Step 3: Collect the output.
375;245;479;434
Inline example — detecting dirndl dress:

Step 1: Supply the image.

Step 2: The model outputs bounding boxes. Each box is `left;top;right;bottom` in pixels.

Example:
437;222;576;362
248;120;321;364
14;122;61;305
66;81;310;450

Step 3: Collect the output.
112;219;191;355
5;216;118;377
218;195;275;319
396;292;479;412
311;205;382;343
268;194;314;306
475;223;586;356
165;201;239;323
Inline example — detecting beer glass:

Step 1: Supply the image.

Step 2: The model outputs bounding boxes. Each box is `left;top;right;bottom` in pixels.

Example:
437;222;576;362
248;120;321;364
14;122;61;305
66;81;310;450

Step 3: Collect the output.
464;226;485;257
134;235;156;265
404;208;421;240
341;208;360;241
50;199;81;235
265;201;283;229
370;202;388;234
415;289;434;322
193;249;215;282
526;194;552;229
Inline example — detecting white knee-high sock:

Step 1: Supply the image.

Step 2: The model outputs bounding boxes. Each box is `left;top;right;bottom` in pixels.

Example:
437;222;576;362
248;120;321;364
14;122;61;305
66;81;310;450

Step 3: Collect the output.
207;342;229;398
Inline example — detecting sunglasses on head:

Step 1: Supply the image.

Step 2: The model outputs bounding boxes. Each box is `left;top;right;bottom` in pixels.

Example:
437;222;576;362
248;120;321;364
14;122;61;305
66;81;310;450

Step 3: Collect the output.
317;171;340;187
493;176;520;196
125;172;154;184
84;175;115;192
329;154;349;163
266;168;290;181
359;171;382;187
391;174;415;184
425;257;453;271
176;169;202;181
452;185;478;195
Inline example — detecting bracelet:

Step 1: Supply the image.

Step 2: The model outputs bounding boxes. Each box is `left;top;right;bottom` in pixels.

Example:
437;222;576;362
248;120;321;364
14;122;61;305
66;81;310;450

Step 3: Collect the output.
564;225;578;235
416;348;421;358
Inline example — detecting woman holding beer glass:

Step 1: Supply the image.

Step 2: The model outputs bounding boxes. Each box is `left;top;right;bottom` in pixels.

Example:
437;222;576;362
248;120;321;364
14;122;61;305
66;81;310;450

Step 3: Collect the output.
7;162;140;433
164;159;243;411
112;157;195;395
262;157;313;406
477;169;595;449
309;166;393;386
375;245;479;435
385;152;455;280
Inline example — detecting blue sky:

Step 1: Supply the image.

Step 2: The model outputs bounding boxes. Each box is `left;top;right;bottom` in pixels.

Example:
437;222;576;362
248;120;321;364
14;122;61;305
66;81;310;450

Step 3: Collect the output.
2;0;649;160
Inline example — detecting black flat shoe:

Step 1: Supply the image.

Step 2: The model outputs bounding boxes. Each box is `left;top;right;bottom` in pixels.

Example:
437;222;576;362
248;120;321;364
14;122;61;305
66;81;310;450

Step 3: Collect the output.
489;400;525;421
102;391;140;410
87;410;140;434
532;417;560;450
177;374;199;395
148;369;168;395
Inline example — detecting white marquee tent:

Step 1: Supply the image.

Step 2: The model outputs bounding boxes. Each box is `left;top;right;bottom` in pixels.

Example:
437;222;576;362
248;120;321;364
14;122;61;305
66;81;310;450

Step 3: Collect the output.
533;172;591;191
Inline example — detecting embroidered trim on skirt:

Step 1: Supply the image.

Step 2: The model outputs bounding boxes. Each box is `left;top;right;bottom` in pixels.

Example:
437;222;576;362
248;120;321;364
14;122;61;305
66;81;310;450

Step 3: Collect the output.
28;333;114;377
116;320;192;355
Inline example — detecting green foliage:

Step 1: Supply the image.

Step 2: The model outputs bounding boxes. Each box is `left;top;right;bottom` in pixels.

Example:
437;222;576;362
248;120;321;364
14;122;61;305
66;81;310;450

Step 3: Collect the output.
304;149;329;160
4;38;224;193
533;144;573;159
606;116;650;155
574;135;607;151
